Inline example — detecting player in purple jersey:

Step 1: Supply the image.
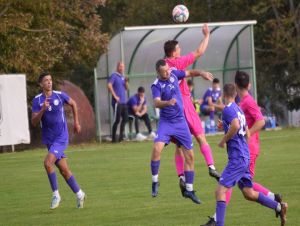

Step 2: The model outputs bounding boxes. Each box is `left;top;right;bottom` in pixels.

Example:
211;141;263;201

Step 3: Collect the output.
211;83;287;226
200;78;224;132
31;72;86;209
150;59;213;204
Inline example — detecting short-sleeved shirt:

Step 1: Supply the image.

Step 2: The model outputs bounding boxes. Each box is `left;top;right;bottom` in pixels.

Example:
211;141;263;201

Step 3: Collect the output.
222;102;249;160
108;72;127;106
151;69;186;121
201;87;222;106
127;94;147;115
32;91;70;145
165;53;195;97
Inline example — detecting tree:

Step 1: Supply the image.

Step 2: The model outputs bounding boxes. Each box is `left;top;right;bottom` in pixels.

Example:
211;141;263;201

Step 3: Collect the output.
0;0;108;102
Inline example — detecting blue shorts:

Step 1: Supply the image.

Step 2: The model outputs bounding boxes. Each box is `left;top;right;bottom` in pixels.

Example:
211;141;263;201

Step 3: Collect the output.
219;157;253;190
47;143;68;161
200;104;210;114
154;119;193;150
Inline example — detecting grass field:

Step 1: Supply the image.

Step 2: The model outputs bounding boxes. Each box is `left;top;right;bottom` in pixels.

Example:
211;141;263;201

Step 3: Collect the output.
0;128;299;226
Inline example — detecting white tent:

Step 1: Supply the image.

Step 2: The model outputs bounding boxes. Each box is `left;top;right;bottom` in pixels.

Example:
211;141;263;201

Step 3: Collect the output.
94;21;257;141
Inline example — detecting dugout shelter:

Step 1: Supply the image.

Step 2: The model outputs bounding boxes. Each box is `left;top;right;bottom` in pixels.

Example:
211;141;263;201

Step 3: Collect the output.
94;20;257;141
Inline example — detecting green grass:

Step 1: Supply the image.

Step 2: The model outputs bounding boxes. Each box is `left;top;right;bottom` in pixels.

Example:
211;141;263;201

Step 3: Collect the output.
0;128;299;226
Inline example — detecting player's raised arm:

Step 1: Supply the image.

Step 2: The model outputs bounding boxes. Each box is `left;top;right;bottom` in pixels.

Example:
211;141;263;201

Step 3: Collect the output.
67;98;81;134
185;70;213;81
193;23;210;59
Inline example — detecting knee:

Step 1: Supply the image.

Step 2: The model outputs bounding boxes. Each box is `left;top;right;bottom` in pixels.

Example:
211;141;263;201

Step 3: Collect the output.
44;159;54;171
242;190;256;201
197;135;206;145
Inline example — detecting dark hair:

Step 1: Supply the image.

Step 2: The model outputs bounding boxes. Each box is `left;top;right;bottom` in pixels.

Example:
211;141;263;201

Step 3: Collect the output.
38;72;51;83
213;78;220;84
164;40;178;57
235;71;249;89
223;83;236;98
156;59;166;71
187;79;194;87
137;86;145;93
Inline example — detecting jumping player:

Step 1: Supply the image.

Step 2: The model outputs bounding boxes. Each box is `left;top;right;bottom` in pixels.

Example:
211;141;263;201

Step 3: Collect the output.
150;59;213;204
31;72;86;209
164;24;220;194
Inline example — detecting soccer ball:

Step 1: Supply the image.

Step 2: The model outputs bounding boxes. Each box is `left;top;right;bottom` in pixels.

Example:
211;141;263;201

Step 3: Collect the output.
172;5;189;23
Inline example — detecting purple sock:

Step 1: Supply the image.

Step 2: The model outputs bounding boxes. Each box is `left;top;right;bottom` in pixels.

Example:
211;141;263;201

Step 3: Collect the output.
216;201;226;226
184;171;194;184
210;111;215;120
47;172;58;192
66;175;80;193
151;160;160;175
257;192;278;209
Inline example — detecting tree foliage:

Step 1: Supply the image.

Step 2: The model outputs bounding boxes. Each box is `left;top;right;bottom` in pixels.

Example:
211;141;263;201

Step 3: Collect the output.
0;0;108;102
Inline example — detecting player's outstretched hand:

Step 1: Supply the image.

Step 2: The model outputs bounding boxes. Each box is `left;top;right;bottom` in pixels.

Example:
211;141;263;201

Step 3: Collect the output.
168;98;177;106
202;23;210;36
217;119;223;131
74;122;81;134
201;71;213;81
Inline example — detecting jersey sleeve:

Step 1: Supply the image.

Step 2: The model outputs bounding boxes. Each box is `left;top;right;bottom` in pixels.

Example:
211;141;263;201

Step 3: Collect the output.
177;53;195;69
223;106;238;125
108;73;115;84
247;100;264;121
171;69;186;80
151;84;161;99
60;92;71;104
32;98;41;113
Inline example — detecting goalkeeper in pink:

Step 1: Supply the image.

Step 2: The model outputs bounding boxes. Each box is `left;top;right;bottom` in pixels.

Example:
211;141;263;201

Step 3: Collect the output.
164;24;221;196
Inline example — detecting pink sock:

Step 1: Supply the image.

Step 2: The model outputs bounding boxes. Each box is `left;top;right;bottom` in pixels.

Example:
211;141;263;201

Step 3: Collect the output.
253;182;270;196
175;154;184;176
225;188;232;205
200;143;214;166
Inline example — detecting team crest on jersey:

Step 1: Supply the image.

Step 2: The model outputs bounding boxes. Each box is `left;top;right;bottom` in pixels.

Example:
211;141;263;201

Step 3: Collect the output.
54;99;59;106
169;76;175;83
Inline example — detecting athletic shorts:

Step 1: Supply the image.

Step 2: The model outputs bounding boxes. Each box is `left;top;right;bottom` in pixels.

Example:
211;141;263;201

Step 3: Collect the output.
219;157;253;190
182;97;204;136
200;104;210;114
155;119;193;150
47;142;68;160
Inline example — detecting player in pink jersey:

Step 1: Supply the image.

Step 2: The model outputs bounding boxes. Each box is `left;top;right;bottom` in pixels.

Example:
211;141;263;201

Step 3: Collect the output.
201;71;285;226
164;24;221;196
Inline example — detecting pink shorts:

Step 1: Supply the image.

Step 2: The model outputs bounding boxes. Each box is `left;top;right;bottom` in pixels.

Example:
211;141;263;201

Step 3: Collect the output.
183;97;204;136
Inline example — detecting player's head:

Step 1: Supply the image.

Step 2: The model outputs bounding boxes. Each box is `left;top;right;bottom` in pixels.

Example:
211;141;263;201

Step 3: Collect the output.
117;61;125;74
235;71;250;90
212;78;220;90
38;72;52;91
223;83;237;100
156;59;170;80
164;40;180;58
137;86;145;98
187;79;194;92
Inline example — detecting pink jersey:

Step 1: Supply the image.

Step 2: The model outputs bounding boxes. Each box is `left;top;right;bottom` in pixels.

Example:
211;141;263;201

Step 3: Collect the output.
165;53;204;136
165;53;195;97
240;94;264;155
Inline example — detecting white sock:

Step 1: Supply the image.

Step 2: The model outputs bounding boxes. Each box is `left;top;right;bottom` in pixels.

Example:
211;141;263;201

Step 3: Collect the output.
267;192;275;200
209;165;216;170
152;174;158;183
186;183;193;191
179;175;185;182
276;203;281;212
53;190;60;197
76;189;84;199
213;213;217;221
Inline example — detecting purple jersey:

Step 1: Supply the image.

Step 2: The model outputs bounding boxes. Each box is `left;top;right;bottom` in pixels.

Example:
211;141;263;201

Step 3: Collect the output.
108;72;127;106
202;87;222;106
32;91;70;145
151;69;186;121
127;94;147;115
222;102;249;160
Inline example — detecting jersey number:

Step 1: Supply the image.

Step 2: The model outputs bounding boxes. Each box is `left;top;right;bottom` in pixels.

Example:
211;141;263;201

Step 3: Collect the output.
237;112;246;136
